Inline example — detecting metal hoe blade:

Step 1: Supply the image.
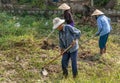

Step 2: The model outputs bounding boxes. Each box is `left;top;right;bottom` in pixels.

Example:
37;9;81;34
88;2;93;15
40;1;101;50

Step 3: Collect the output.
41;68;48;76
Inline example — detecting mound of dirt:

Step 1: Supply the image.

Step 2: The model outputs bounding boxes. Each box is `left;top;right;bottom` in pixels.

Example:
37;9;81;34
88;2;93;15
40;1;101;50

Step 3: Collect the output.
79;51;91;59
41;41;56;50
78;51;100;61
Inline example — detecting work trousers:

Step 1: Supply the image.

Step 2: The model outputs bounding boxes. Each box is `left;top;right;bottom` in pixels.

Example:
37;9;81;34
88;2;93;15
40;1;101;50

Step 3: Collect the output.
61;50;78;76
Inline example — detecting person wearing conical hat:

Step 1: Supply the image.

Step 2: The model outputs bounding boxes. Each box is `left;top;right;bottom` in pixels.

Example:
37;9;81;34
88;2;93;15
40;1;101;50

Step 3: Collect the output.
52;17;81;78
92;9;112;55
58;3;74;26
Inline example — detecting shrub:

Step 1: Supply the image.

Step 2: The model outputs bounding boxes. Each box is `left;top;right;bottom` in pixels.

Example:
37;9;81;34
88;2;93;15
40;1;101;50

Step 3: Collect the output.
94;0;110;7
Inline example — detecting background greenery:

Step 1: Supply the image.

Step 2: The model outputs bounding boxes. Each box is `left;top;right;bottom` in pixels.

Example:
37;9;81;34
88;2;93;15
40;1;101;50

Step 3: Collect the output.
94;0;110;7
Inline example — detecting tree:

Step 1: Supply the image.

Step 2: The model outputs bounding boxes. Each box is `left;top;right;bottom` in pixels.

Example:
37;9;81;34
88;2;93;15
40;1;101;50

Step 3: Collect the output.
94;0;109;7
91;0;94;6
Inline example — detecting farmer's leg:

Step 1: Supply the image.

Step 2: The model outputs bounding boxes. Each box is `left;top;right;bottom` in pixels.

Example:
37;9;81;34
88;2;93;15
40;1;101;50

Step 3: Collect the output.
99;36;104;55
70;50;78;78
62;52;70;77
99;33;109;55
100;49;104;55
103;33;109;53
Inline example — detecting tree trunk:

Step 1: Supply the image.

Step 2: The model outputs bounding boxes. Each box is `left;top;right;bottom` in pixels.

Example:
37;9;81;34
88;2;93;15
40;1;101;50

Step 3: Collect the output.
91;0;94;6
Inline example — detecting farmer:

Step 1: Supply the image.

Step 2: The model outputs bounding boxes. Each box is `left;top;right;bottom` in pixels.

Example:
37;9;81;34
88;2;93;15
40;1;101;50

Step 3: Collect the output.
91;9;112;55
52;17;81;78
58;3;74;26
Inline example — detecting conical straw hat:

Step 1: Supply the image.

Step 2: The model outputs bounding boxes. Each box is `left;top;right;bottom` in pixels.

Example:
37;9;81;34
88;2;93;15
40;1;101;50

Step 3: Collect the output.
92;9;104;16
58;3;70;10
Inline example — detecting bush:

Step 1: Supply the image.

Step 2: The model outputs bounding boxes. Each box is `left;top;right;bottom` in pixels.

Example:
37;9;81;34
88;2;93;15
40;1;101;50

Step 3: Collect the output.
18;0;32;4
32;0;46;9
18;0;46;9
94;0;109;7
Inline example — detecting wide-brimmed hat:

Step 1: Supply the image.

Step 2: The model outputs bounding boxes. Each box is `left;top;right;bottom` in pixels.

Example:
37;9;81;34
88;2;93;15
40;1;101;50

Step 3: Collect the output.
58;3;70;10
53;17;65;29
91;9;104;16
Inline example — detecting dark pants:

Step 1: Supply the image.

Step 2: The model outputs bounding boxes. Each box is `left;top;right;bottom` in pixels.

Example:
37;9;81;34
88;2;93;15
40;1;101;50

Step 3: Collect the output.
61;50;78;76
99;33;109;49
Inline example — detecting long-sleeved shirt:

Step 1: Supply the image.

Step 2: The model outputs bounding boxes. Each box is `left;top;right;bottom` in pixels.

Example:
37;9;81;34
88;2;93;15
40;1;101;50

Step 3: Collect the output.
96;15;112;36
59;24;81;53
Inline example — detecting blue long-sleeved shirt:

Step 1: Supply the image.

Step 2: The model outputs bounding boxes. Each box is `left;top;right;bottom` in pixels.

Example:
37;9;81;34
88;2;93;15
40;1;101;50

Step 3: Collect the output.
96;15;112;36
59;24;81;53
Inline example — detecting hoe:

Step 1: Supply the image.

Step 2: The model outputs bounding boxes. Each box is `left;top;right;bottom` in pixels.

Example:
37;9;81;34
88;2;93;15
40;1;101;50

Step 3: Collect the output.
40;35;95;76
40;44;72;76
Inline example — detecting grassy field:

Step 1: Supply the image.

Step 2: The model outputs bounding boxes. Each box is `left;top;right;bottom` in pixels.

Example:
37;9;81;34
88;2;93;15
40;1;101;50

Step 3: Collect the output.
0;12;120;83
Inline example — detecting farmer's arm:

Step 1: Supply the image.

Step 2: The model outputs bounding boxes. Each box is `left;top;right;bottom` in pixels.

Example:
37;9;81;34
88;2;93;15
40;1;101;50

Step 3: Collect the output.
59;39;64;49
69;26;81;40
59;32;64;49
96;19;102;36
108;17;112;31
59;33;65;55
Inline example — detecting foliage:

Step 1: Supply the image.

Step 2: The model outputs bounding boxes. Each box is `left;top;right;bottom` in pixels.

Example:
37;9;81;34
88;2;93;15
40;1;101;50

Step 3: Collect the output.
18;0;32;4
17;0;58;10
32;0;46;9
94;0;110;7
18;0;46;9
114;4;120;10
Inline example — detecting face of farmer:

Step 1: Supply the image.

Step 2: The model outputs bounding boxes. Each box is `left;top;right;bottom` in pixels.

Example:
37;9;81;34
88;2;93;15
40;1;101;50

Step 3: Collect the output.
94;15;100;20
57;24;63;31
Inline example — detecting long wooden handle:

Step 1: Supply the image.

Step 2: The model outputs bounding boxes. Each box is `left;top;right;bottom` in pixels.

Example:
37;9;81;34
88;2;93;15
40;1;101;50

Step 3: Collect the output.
62;45;72;54
42;45;72;68
79;36;95;51
81;36;95;44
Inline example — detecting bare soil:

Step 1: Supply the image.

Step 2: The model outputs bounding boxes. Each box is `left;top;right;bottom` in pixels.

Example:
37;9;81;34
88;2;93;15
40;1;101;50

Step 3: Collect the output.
41;41;57;50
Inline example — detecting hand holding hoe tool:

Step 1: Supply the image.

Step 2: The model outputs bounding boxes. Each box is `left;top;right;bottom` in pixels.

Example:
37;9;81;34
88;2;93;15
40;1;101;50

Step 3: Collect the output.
41;44;72;76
